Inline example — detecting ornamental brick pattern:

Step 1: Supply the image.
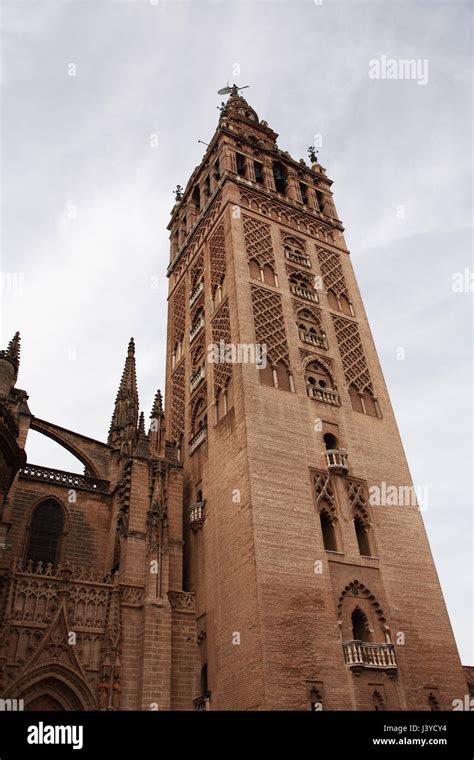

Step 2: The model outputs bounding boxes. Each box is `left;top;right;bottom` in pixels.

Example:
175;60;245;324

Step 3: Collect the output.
250;284;290;368
332;315;374;393
316;247;349;300
210;301;232;396
208;220;226;291
242;215;276;268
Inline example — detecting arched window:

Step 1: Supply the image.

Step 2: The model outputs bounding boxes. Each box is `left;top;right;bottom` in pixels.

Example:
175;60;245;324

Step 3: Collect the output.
339;293;352;316
259;362;274;387
327;289;339;310
192;184;201;211
354;515;372;557
25;500;64;567
262;264;276;287
289;270;313;290
249;259;261;281
305;362;333;398
275;361;291;391
361;389;378;417
216;387;227;421
320;509;337;551
349;384;363;413
351;607;371;642
323;433;338;450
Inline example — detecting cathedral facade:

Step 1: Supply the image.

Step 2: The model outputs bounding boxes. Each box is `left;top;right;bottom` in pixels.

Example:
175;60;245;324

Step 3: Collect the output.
0;90;468;711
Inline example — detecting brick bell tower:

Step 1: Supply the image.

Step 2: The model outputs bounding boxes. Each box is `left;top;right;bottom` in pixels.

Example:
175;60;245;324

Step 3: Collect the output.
164;86;466;711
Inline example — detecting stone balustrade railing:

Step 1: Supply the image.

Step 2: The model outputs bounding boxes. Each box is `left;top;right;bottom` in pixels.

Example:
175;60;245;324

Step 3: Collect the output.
19;464;109;493
325;448;348;475
189;279;204;307
343;640;397;670
290;285;319;302
189;425;207;455
308;386;340;406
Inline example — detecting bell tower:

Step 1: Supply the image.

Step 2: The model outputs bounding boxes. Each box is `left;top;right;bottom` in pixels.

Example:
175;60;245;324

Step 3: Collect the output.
164;86;466;711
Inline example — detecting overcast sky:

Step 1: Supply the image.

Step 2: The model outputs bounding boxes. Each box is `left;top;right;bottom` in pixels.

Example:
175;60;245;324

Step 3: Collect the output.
0;0;472;664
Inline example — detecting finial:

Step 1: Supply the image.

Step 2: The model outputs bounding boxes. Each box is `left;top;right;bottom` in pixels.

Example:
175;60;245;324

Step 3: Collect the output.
138;411;146;435
307;146;319;164
174;185;183;202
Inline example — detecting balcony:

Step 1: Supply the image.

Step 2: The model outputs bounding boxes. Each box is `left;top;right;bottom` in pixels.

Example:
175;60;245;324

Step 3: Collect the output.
308;386;340;406
189;316;204;343
189;501;205;531
299;329;327;350
189;425;207;455
189;279;204;307
290;284;318;303
285;250;311;268
190;366;205;393
343;641;397;672
325;448;348;475
193;694;211;711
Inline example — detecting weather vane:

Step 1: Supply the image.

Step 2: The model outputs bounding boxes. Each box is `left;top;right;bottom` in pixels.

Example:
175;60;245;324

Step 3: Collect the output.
307;146;319;163
217;83;250;97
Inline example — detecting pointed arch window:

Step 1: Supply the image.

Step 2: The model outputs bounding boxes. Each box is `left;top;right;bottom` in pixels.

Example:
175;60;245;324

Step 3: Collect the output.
25;499;64;567
354;514;373;557
320;508;338;552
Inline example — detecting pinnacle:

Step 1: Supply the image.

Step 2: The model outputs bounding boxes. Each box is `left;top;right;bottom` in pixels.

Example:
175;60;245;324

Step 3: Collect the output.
0;331;21;375
150;389;163;417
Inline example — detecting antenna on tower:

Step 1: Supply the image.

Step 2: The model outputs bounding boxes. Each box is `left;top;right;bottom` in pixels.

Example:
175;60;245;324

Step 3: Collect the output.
217;83;250;97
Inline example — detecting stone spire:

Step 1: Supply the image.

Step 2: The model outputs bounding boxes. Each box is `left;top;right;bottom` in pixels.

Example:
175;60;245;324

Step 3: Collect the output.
108;338;139;452
149;389;165;457
0;332;21;396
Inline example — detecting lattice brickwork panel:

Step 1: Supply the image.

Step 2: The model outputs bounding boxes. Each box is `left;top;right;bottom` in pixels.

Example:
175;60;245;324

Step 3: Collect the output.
190;251;204;288
312;472;337;517
170;362;185;441
250;285;290;367
332;316;373;393
346;479;370;523
171;281;186;345
209;220;227;290
316;248;349;299
242;215;276;267
211;301;232;395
